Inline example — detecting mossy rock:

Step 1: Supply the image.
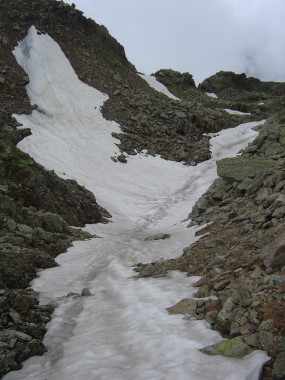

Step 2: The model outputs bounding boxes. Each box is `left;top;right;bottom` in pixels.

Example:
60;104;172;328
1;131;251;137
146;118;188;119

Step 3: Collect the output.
217;156;275;182
200;337;253;357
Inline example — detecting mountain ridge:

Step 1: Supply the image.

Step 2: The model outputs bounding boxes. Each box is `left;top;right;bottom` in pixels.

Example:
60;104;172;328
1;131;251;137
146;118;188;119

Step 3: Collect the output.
0;0;284;378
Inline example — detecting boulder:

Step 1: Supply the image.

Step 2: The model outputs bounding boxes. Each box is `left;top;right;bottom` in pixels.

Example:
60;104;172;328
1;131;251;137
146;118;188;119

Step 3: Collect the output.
167;298;197;315
217;156;275;182
213;279;230;291
217;297;235;331
200;337;253;357
261;232;285;270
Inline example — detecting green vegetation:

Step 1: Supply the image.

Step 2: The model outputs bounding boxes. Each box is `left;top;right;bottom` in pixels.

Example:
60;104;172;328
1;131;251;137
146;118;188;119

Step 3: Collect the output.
3;145;35;169
96;48;122;71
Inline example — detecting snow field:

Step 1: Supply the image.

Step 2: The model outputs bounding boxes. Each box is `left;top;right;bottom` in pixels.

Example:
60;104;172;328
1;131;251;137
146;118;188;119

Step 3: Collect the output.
4;26;269;380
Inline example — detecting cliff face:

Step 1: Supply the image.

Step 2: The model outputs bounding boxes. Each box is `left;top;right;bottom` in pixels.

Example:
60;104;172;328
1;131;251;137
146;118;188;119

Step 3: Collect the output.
199;71;285;95
0;0;284;378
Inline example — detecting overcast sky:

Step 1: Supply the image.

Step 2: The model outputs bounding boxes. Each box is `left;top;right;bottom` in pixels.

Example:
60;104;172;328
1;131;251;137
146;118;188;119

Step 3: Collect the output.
63;0;285;85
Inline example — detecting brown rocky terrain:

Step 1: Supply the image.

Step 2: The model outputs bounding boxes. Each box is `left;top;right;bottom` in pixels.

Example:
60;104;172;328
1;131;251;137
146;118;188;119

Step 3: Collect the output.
0;0;284;378
133;96;285;378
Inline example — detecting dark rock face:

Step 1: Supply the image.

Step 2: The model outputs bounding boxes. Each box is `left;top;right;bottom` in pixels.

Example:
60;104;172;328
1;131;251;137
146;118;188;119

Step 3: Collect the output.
154;69;196;91
3;151;106;227
199;70;282;95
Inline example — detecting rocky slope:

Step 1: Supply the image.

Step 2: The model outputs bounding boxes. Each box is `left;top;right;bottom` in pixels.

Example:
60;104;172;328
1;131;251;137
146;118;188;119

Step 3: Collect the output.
0;0;112;376
0;0;284;378
134;82;285;378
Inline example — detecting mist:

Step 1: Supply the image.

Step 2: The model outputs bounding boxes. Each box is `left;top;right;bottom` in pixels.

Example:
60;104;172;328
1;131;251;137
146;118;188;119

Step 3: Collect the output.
63;0;285;85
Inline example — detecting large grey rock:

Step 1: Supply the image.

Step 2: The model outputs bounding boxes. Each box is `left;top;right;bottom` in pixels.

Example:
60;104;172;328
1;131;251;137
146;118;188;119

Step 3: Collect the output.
261;232;285;270
213;279;230;291
167;298;197;315
217;156;275;182
17;224;34;235
0;330;32;342
200;337;253;357
232;284;252;306
217;297;235;330
81;288;92;296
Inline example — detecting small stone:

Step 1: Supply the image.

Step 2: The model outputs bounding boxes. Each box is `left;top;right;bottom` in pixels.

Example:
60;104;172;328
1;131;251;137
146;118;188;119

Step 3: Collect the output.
2;35;9;45
0;75;5;84
167;298;197;315
117;154;127;163
11;236;24;247
0;341;8;349
232;284;252;305
28;339;45;356
269;275;285;287
217;297;235;330
259;331;275;353
9;309;21;322
0;329;32;342
66;292;80;298
17;224;34;234
272;205;285;219
243;333;259;347
213;279;230;291
194;286;210;298
240;323;257;335
207;256;226;269
7;219;17;232
145;233;171;241
0;184;9;194
204;239;223;249
259;320;274;331
113;73;122;83
175;111;187;118
192;276;206;287
81;288;92;296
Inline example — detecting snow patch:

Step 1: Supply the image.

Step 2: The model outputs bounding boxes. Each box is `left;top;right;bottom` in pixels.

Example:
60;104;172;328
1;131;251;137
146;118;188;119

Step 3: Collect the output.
206;92;218;98
224;108;251;115
138;73;180;100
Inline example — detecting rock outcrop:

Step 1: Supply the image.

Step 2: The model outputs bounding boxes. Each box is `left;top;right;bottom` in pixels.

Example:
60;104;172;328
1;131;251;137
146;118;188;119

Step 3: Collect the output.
199;70;283;95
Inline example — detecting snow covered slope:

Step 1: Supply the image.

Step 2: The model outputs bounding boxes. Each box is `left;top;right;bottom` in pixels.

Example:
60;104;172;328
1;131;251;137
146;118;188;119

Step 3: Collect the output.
5;26;268;380
138;73;180;100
